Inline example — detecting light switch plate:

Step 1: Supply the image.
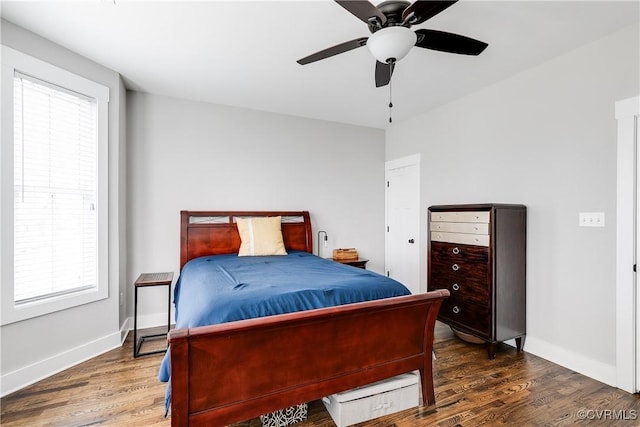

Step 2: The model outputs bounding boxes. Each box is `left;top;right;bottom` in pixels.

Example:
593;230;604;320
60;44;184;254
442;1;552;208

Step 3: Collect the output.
579;212;605;227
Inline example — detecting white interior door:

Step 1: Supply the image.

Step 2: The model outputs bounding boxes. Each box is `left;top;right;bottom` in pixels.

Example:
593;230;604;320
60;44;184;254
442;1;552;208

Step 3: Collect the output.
615;96;639;393
385;154;420;294
636;109;640;391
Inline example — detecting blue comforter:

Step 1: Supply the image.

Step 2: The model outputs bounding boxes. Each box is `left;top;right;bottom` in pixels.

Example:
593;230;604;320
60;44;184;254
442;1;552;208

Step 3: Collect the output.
158;251;410;408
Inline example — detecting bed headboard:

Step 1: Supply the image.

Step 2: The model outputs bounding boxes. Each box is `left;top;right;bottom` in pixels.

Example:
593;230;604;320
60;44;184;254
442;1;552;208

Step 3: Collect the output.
180;211;313;270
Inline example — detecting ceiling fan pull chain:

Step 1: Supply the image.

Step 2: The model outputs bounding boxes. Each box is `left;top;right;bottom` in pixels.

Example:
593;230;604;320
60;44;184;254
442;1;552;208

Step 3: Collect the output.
388;75;393;123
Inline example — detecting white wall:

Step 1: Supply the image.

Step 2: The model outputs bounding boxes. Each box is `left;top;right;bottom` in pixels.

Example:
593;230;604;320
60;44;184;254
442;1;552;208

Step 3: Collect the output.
0;20;127;396
127;92;386;325
386;24;639;386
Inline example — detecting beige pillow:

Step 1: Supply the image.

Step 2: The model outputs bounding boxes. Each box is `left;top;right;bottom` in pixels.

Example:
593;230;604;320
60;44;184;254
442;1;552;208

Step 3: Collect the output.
236;216;288;256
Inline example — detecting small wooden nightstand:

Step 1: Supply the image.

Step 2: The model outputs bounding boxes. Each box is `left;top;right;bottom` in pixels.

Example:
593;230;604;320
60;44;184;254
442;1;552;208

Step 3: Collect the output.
332;258;369;269
133;272;173;358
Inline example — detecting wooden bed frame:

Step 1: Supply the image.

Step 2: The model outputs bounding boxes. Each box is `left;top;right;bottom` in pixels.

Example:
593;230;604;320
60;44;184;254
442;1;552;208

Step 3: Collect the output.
169;210;449;426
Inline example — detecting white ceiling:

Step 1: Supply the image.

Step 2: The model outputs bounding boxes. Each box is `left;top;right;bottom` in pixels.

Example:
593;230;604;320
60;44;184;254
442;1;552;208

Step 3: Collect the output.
1;1;638;129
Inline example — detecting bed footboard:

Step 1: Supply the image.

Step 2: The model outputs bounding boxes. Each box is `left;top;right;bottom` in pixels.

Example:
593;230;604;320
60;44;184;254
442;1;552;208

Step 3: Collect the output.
169;290;449;426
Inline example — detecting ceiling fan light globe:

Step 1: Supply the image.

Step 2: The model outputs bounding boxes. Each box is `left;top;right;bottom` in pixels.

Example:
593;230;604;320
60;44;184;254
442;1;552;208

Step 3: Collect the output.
367;26;417;63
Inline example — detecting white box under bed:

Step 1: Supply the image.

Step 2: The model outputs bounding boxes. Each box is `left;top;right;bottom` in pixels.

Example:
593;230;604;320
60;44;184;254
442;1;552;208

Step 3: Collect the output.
321;372;420;427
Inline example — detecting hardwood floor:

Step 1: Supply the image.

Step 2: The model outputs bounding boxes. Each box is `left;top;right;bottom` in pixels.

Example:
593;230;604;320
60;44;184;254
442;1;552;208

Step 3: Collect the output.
1;323;639;426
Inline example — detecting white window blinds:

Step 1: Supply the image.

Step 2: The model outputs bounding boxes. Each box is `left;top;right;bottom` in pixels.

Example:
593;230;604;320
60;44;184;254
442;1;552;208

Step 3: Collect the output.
13;72;98;304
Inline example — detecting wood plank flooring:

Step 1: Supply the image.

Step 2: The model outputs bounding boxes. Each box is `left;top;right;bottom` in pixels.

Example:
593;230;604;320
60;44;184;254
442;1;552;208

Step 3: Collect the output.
1;322;639;426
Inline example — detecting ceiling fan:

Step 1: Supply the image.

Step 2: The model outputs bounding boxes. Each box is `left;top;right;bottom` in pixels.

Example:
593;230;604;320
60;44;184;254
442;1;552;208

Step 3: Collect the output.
297;0;488;88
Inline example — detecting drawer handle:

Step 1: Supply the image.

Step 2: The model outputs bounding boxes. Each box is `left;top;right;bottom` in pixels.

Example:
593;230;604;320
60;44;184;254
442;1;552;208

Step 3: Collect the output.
452;247;460;255
452;283;460;291
452;263;460;271
452;306;460;314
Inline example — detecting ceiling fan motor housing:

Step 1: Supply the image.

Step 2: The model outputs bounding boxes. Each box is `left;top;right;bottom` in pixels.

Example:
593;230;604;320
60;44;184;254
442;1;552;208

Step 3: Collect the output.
367;26;417;63
365;1;415;63
369;0;412;32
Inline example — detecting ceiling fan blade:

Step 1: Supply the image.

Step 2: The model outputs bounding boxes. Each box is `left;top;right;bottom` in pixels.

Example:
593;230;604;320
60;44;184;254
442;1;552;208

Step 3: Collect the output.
335;0;387;27
297;37;368;65
415;29;488;55
402;0;458;26
375;61;395;87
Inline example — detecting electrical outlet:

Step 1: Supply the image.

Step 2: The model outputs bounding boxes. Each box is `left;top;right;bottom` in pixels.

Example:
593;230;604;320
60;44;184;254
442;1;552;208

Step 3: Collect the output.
579;212;605;227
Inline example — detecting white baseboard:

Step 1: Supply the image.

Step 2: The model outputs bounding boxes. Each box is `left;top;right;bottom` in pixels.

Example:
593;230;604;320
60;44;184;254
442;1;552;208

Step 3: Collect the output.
524;335;617;387
120;313;171;343
1;314;171;397
120;317;131;343
118;312;173;343
1;322;617;398
1;330;122;397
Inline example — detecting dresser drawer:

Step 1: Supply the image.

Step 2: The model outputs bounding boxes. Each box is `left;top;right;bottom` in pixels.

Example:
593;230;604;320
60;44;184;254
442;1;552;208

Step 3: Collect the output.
429;274;489;306
430;211;490;223
430;221;489;235
430;242;489;264
431;231;490;246
430;257;489;285
439;299;490;337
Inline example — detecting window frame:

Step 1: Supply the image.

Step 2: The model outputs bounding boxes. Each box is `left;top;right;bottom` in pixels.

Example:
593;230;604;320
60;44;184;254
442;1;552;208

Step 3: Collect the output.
1;46;110;325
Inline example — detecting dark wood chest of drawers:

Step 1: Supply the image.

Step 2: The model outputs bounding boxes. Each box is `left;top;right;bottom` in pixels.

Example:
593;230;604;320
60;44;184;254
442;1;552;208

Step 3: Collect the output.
428;204;526;359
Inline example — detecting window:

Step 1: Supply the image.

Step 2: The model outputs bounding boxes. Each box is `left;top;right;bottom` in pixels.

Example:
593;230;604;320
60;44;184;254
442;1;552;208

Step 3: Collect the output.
1;46;109;324
13;73;98;304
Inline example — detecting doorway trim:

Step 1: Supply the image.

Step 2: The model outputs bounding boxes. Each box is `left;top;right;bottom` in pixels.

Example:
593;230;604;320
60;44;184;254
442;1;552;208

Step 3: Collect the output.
616;95;638;393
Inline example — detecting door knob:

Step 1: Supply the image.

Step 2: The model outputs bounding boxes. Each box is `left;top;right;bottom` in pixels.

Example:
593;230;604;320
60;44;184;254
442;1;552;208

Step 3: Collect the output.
408;238;415;244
